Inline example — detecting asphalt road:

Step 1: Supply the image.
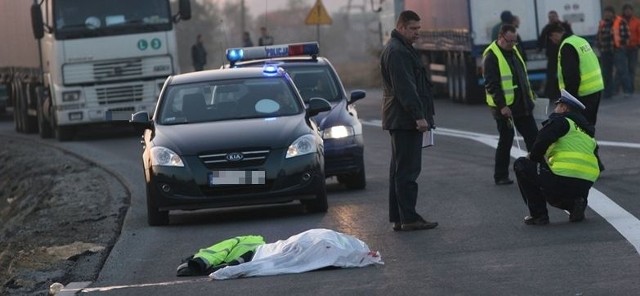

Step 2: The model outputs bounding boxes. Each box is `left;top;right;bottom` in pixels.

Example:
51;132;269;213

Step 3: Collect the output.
2;89;640;295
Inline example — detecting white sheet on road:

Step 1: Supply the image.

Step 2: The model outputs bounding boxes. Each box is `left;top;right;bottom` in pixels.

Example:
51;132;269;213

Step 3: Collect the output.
210;228;383;280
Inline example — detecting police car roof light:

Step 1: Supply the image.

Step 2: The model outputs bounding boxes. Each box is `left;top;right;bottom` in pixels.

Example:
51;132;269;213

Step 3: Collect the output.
226;42;319;66
262;64;280;76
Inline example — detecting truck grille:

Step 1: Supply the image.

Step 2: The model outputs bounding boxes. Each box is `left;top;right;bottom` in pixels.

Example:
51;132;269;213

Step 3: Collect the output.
94;59;143;80
199;149;270;169
96;85;143;105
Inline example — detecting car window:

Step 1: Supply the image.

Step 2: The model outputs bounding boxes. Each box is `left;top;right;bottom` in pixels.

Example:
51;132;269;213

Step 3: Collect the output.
284;67;340;102
157;77;302;125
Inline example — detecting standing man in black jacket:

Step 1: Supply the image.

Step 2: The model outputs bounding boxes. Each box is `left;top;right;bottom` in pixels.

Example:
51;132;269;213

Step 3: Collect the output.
191;34;207;72
380;10;437;232
483;24;539;185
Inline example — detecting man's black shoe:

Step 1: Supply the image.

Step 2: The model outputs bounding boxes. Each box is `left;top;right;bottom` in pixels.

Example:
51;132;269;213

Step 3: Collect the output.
401;220;438;231
495;178;514;185
524;215;549;225
569;198;587;222
392;222;402;231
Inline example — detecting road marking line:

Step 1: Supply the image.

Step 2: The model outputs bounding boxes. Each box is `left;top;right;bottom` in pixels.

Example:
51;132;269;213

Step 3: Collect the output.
363;120;640;255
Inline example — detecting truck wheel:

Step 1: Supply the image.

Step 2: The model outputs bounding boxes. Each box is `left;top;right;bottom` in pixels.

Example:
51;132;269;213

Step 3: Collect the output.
13;82;24;132
37;93;53;138
23;84;38;133
146;183;169;226
302;179;328;213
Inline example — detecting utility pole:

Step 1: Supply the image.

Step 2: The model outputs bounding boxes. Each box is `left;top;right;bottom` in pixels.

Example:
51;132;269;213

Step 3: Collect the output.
241;0;246;35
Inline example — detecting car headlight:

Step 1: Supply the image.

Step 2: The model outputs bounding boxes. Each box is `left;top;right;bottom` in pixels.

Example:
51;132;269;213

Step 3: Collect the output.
150;146;184;167
286;134;318;158
322;125;354;139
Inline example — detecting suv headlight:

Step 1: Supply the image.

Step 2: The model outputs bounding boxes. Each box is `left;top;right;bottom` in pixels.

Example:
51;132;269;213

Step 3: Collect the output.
322;125;354;139
151;146;184;167
286;134;318;158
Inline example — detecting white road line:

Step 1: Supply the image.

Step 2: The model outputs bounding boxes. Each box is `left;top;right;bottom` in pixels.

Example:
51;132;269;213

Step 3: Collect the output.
363;120;640;255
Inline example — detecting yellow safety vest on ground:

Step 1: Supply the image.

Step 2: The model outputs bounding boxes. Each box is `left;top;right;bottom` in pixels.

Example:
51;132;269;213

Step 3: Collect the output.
545;118;600;182
483;42;533;107
558;35;604;96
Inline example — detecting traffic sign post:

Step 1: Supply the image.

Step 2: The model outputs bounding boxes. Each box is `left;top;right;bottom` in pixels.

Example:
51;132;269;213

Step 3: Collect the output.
305;0;332;44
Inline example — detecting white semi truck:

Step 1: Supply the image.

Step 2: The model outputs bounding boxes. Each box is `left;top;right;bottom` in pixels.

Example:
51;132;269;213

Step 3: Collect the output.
0;0;191;140
379;0;603;103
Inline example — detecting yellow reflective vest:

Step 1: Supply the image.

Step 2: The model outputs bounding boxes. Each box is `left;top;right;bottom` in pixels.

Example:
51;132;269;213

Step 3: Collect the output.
545;118;600;182
483;42;534;107
558;35;605;96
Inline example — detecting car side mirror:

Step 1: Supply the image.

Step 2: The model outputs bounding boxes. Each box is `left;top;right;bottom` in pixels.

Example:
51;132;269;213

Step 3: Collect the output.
130;111;153;133
306;97;331;117
348;90;366;105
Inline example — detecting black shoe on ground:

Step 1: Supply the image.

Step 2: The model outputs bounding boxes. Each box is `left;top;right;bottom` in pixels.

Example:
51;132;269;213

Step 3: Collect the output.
524;215;549;225
569;198;587;222
401;220;438;231
392;222;402;231
495;178;514;185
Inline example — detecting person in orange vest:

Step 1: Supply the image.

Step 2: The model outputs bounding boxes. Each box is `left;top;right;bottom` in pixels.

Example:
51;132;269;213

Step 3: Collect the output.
597;6;616;98
612;4;640;96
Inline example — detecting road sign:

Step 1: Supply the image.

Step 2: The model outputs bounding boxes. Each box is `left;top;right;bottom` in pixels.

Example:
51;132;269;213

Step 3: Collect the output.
305;0;332;25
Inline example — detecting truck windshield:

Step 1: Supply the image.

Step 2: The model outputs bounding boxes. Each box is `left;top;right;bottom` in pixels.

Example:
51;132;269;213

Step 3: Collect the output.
54;0;172;40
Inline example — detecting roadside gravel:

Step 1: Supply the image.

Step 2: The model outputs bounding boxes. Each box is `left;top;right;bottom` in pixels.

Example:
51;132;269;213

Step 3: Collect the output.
0;135;128;295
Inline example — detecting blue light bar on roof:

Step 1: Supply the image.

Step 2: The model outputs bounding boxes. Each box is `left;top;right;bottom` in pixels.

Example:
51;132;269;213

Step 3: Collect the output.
226;42;319;65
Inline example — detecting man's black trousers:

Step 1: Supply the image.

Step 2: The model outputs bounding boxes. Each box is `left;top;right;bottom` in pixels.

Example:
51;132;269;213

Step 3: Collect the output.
388;129;424;223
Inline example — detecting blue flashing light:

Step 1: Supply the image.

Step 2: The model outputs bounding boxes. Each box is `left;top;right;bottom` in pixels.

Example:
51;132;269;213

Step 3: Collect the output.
262;64;279;76
226;48;244;63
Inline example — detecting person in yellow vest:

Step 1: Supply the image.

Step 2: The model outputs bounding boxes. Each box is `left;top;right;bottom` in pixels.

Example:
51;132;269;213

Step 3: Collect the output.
547;23;604;126
483;24;539;185
513;89;600;225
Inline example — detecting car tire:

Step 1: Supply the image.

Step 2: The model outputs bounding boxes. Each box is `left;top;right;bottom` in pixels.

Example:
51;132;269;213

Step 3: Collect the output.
303;180;328;213
337;167;366;190
146;184;169;226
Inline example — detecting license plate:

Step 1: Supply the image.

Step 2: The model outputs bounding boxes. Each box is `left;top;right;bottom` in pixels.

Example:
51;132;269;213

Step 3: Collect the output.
209;171;266;185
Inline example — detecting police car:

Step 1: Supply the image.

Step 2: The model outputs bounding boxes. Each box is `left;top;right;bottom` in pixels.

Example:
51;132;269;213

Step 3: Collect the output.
225;42;367;189
131;66;331;226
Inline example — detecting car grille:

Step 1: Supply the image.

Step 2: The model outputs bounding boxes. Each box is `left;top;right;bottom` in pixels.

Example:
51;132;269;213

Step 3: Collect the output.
199;149;270;169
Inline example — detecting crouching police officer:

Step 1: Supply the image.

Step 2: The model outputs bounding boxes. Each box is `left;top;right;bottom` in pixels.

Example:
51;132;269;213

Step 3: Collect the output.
513;89;600;225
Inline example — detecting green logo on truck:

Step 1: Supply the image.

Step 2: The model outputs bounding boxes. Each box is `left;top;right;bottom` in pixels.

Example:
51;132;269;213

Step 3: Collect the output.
138;39;148;51
151;38;162;49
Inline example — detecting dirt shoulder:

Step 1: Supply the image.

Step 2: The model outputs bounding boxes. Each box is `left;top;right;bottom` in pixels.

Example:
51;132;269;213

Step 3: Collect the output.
0;135;128;295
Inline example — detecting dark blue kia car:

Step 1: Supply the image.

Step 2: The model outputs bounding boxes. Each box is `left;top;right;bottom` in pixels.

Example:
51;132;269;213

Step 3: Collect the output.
131;66;331;225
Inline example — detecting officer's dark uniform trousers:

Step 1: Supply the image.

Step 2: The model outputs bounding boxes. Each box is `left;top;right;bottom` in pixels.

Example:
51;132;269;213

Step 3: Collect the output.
514;158;593;217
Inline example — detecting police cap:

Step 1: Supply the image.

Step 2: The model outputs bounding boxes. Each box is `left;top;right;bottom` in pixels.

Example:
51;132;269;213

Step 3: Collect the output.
555;89;586;110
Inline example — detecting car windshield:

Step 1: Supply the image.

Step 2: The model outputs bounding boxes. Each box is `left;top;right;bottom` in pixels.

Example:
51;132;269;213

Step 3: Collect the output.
278;66;341;103
54;0;172;40
158;77;302;125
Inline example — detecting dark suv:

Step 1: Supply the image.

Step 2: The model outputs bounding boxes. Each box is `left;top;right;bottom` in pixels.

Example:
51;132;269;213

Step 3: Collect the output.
225;43;366;189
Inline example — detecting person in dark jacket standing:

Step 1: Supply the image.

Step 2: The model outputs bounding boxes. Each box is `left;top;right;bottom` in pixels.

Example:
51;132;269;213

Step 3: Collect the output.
513;90;600;225
538;10;573;100
483;24;539;185
380;10;437;232
191;34;207;71
548;23;604;126
597;6;616;99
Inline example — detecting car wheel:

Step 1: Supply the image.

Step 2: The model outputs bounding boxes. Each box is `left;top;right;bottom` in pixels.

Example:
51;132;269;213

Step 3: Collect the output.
337;168;366;190
303;180;328;213
146;183;169;226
